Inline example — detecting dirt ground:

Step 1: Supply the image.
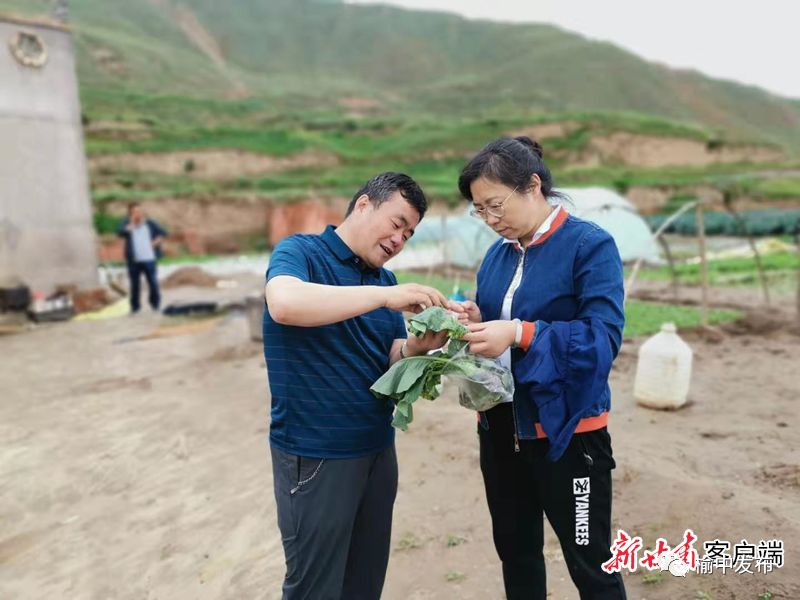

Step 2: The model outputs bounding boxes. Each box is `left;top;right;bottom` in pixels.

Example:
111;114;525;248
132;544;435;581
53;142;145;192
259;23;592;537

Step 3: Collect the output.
89;149;339;179
1;276;798;599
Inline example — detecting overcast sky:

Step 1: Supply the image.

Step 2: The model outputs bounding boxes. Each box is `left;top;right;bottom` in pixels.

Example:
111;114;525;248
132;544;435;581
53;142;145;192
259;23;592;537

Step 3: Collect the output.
346;0;800;99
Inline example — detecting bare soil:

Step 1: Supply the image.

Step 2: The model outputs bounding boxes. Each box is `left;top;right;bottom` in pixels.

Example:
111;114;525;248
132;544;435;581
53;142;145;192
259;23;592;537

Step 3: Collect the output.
89;149;339;179
1;279;798;599
586;133;784;168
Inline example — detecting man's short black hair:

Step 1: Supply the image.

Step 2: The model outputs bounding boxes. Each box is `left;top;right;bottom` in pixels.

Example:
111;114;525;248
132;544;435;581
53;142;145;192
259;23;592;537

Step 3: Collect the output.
346;172;427;218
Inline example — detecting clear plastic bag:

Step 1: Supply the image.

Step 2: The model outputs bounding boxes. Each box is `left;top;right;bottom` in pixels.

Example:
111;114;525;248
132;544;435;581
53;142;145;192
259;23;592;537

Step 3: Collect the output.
443;345;514;412
370;341;514;429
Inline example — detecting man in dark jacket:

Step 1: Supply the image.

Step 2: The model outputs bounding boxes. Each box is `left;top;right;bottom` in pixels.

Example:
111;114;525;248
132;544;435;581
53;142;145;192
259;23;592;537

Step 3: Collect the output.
116;203;168;313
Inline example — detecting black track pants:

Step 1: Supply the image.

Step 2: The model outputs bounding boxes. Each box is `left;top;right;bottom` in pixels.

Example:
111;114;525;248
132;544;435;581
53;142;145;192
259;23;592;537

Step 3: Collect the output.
479;402;627;600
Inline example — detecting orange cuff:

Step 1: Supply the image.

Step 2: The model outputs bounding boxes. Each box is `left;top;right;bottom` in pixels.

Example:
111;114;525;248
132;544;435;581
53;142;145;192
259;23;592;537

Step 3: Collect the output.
518;321;536;351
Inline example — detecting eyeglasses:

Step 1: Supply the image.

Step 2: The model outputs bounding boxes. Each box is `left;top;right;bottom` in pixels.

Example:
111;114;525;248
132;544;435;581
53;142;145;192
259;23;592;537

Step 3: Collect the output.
469;186;518;220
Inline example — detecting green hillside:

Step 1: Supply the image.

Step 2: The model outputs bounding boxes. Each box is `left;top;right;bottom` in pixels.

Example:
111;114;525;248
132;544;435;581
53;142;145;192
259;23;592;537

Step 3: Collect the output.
5;0;800;236
3;0;800;148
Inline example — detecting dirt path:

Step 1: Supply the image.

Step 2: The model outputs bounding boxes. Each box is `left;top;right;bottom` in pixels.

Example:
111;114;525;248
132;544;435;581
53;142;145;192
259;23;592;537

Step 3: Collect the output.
1;285;798;599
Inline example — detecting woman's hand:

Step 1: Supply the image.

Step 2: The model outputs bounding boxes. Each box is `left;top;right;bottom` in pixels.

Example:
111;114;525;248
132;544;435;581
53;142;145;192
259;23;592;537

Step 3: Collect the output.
463;320;516;358
452;300;482;325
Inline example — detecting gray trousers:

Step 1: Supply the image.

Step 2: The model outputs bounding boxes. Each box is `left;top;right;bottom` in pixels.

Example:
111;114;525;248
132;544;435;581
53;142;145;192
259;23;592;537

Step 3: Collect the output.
271;444;398;600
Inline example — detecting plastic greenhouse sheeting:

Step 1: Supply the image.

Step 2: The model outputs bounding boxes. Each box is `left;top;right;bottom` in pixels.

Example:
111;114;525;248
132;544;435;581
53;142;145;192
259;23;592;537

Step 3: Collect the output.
385;210;501;270
386;187;661;271
559;187;661;263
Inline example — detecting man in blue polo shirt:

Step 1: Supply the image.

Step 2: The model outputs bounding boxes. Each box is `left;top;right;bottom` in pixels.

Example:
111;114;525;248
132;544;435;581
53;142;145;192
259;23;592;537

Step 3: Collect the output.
263;172;452;600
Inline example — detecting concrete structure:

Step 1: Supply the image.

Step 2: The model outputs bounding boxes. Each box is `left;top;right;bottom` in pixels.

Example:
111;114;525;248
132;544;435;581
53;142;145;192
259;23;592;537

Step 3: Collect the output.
0;13;97;293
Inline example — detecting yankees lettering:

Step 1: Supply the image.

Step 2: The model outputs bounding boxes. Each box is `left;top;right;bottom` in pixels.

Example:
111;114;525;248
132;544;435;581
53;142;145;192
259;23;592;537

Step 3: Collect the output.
574;477;590;545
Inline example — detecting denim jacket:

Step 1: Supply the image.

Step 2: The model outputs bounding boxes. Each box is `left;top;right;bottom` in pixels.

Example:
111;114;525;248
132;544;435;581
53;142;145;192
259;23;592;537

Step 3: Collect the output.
475;213;625;461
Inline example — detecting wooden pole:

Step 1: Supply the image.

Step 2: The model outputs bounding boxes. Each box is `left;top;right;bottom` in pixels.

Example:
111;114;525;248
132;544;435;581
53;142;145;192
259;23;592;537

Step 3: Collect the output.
656;235;679;302
723;198;770;305
795;222;800;324
442;214;450;281
696;202;709;327
624;200;698;302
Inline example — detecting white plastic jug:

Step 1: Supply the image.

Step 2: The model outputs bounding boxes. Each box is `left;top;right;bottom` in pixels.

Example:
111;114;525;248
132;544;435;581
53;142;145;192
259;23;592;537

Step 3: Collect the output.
633;322;693;410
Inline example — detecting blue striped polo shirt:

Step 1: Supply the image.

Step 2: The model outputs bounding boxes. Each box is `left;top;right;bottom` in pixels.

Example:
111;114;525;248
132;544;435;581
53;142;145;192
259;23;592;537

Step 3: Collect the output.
263;225;407;459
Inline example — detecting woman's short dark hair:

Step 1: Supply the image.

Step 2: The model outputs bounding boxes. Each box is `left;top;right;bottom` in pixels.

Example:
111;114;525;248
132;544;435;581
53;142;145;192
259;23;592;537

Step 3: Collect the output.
346;171;427;218
458;136;561;202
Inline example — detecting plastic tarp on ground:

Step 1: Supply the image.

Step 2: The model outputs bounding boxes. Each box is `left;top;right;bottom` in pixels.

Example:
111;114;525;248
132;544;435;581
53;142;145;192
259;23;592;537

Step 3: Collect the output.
387;187;661;270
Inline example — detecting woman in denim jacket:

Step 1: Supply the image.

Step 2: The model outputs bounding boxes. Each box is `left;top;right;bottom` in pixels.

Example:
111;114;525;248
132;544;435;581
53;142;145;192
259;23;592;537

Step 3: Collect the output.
458;136;627;600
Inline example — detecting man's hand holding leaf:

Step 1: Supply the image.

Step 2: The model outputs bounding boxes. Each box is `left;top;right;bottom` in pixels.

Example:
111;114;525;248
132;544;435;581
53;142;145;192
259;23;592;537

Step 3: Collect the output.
384;283;447;313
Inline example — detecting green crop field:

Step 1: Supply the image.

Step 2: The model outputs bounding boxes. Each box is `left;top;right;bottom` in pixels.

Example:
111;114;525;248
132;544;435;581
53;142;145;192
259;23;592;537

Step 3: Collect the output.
633;251;799;287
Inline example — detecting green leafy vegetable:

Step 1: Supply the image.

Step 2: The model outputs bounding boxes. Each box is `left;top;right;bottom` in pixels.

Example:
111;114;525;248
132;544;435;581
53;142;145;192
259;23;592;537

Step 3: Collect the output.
371;307;513;430
408;307;468;340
